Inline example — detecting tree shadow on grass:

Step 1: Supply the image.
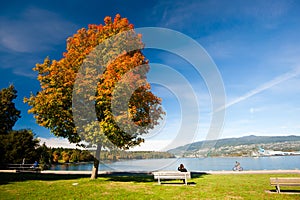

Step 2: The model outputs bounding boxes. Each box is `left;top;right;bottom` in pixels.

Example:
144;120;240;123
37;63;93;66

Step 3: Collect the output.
0;172;90;185
0;172;154;185
267;189;300;194
0;171;209;185
191;171;209;179
99;172;154;183
100;171;209;183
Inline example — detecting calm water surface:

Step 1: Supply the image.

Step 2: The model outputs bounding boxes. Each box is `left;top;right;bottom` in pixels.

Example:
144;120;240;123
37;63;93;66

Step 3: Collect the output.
50;156;300;171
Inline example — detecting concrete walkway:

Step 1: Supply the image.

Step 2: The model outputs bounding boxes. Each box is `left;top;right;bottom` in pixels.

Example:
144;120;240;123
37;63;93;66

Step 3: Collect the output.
201;169;300;174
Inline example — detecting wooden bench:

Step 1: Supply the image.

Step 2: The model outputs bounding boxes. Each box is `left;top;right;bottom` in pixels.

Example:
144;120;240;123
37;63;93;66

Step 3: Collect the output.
152;171;191;185
270;177;300;193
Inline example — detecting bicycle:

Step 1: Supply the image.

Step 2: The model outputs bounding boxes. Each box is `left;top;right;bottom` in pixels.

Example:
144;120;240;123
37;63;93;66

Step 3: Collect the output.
232;166;243;171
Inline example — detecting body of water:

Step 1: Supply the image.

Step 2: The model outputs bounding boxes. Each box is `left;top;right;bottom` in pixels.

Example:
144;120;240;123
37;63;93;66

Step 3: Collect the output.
49;155;300;172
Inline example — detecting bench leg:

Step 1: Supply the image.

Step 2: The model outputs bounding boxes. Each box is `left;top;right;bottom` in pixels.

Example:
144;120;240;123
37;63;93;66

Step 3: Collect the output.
276;185;280;193
158;177;161;185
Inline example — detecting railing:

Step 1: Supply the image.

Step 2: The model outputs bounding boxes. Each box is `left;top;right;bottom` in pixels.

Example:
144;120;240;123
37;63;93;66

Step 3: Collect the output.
6;163;41;173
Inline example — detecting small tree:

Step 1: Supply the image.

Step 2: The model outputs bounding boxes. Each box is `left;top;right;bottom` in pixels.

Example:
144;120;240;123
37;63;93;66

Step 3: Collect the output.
61;151;70;163
70;149;80;162
0;85;21;134
37;143;52;169
52;151;60;163
0;129;39;164
0;86;39;166
25;14;164;179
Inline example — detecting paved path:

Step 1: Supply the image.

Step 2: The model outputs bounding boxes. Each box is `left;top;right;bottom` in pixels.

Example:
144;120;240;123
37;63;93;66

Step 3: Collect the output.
201;169;300;174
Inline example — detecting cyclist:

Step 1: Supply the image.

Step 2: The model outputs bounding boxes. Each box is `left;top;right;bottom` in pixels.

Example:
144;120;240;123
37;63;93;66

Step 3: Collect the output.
233;161;242;171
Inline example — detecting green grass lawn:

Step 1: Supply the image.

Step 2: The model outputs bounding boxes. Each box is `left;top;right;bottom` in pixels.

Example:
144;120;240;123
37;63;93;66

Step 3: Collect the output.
0;172;299;199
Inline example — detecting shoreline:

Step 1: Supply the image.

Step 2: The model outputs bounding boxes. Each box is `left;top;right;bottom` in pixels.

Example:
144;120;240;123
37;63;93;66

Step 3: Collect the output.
43;169;300;175
1;169;300;175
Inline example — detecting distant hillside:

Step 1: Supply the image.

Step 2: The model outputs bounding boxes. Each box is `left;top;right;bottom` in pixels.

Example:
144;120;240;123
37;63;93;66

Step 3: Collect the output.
167;135;300;157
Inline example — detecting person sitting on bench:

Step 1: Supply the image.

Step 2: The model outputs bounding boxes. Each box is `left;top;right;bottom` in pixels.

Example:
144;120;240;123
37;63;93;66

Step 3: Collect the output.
31;161;38;168
177;164;188;183
178;164;187;172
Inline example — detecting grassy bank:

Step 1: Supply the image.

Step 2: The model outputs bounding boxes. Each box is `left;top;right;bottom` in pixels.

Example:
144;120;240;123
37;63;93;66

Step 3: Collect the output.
0;172;299;199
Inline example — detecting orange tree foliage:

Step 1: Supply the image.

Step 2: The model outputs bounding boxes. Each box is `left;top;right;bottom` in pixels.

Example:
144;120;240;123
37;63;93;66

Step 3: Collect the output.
25;14;164;149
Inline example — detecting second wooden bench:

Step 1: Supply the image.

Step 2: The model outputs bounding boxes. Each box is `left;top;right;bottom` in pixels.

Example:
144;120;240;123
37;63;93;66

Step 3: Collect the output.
270;177;300;193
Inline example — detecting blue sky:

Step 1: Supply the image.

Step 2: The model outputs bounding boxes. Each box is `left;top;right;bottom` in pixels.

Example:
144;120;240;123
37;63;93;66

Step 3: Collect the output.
1;0;300;150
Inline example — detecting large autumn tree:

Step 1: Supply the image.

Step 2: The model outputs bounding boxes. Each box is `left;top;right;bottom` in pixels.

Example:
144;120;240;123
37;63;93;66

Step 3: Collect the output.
25;14;164;178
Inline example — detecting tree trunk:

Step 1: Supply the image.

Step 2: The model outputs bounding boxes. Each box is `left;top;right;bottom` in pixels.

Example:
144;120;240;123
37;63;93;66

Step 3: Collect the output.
90;143;101;179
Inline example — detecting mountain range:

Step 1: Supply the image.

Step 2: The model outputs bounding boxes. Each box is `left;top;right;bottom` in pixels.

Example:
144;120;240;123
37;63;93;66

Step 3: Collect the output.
167;135;300;157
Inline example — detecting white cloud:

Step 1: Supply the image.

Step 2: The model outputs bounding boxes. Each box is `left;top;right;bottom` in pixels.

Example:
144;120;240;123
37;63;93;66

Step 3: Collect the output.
39;137;82;149
129;139;172;151
0;7;77;53
217;67;300;112
0;7;78;77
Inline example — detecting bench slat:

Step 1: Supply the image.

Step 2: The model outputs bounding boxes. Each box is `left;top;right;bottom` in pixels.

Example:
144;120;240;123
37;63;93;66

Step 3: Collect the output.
270;178;300;185
154;175;189;179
